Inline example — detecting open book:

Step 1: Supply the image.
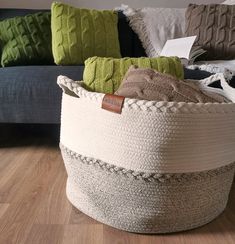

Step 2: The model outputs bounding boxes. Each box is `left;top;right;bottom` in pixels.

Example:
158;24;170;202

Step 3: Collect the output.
160;36;206;65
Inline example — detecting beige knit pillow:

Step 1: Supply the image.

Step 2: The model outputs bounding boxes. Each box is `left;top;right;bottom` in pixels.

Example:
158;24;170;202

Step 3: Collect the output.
115;66;224;103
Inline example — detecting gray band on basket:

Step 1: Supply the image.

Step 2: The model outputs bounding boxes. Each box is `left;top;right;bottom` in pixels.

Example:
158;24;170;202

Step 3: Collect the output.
61;144;235;233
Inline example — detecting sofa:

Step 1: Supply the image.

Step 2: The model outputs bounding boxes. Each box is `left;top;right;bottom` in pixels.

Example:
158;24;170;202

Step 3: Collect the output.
0;8;214;124
0;8;146;124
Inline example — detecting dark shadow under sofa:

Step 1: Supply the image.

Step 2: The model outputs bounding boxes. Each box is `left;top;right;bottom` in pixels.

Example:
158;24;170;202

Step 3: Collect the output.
0;8;215;124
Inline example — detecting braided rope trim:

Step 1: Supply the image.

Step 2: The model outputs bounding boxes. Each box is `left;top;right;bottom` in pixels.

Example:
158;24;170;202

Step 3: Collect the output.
57;76;235;114
60;144;235;182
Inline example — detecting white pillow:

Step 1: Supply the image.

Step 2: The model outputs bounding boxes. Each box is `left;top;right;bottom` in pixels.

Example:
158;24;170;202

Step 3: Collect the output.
120;6;185;57
222;0;235;4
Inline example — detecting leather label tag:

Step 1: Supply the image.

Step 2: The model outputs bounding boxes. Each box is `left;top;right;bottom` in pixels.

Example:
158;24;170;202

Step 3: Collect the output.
101;94;125;114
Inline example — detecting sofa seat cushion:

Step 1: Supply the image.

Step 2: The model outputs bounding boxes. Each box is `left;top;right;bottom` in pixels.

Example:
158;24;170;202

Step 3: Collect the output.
0;65;84;123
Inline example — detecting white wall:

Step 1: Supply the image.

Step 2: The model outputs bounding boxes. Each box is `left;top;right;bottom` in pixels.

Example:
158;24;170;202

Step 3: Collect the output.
0;0;223;9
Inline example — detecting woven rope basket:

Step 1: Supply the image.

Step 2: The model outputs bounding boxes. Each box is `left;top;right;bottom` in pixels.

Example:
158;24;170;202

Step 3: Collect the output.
58;75;235;233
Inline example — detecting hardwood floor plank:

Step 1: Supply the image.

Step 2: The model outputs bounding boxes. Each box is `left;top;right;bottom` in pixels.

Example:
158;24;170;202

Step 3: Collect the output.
103;226;142;244
0;147;29;188
62;224;103;244
0;132;234;244
34;159;72;225
0;146;63;244
69;207;99;225
24;224;64;244
0;203;9;219
102;225;184;244
0;146;49;203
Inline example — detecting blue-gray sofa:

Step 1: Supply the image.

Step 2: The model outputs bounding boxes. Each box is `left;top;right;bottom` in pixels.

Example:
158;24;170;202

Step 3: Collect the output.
0;8;215;124
0;8;146;124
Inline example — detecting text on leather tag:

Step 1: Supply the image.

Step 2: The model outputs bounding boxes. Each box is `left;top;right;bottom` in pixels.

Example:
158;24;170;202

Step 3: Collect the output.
101;94;125;114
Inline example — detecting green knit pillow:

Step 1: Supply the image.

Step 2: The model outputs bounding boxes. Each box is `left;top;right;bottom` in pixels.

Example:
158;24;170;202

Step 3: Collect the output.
83;56;184;94
51;2;121;65
0;12;53;67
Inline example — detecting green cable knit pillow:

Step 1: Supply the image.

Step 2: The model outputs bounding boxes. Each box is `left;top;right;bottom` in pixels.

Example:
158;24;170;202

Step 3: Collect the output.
51;2;121;65
83;56;184;94
0;12;53;67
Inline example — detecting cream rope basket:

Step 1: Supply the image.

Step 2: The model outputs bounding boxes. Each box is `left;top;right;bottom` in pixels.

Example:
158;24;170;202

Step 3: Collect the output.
58;75;235;233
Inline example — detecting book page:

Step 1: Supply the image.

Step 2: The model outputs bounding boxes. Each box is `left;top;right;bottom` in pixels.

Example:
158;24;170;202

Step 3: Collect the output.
160;36;197;60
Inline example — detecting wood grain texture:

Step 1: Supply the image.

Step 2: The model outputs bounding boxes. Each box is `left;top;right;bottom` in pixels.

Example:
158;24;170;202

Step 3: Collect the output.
0;127;234;244
0;204;9;219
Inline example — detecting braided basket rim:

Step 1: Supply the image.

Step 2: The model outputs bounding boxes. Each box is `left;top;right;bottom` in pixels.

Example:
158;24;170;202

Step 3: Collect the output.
57;75;235;114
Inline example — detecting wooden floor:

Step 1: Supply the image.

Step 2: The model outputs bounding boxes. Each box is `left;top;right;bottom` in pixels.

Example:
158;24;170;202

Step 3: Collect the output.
0;125;235;244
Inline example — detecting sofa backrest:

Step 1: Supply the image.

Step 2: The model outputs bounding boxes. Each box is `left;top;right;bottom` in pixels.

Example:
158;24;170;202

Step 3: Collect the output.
0;8;49;20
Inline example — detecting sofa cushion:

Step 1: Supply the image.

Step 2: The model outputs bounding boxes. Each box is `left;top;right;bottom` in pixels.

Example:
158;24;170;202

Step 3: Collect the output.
0;65;84;123
83;56;184;94
185;4;235;60
0;12;53;67
51;2;121;65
